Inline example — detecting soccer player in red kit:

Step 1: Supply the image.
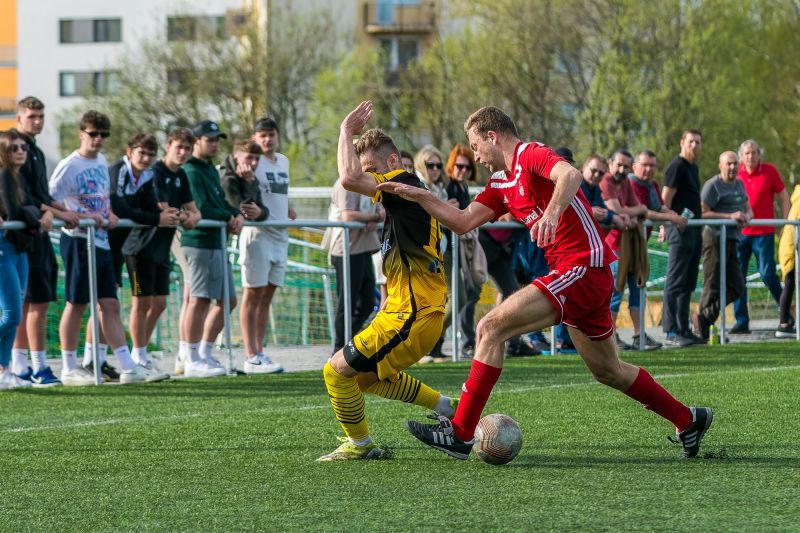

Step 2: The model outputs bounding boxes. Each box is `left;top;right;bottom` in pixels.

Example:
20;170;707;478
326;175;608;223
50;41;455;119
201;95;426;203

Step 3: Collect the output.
378;106;713;459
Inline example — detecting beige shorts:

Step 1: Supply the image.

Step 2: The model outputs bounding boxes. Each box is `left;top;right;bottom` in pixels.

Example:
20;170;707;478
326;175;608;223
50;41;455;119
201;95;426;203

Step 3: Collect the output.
238;226;288;288
372;251;386;285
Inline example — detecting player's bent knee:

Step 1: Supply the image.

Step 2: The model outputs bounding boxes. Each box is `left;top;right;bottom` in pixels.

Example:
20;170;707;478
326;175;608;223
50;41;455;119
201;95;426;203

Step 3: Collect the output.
329;351;357;377
476;313;507;343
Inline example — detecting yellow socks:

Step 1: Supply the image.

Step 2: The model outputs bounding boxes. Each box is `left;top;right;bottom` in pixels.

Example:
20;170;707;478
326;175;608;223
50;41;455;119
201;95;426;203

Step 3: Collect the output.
323;362;369;442
364;372;440;411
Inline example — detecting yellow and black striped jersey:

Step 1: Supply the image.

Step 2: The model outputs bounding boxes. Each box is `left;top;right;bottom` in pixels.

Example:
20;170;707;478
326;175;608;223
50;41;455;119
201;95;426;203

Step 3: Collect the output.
371;169;447;316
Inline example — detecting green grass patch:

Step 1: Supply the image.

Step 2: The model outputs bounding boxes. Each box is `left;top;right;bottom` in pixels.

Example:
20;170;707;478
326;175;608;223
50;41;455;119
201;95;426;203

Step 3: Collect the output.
1;343;799;531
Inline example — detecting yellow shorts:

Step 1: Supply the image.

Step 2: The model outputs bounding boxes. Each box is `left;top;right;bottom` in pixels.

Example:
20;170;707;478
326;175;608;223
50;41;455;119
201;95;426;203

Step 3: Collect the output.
344;310;444;381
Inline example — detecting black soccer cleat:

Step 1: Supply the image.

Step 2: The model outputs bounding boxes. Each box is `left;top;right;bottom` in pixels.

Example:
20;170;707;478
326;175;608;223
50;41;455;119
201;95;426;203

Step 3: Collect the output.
673;406;713;458
407;415;474;460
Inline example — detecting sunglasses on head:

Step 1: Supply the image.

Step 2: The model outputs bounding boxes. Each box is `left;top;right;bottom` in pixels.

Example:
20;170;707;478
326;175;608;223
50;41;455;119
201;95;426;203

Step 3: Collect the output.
10;143;28;153
425;162;443;170
455;163;472;171
82;130;111;138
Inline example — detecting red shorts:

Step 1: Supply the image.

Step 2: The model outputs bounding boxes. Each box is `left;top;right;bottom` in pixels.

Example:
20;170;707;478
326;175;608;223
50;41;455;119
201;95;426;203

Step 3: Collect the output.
533;265;614;340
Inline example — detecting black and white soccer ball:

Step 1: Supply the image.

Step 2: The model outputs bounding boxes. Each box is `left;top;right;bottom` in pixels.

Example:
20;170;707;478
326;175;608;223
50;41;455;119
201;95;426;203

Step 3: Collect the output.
474;413;522;465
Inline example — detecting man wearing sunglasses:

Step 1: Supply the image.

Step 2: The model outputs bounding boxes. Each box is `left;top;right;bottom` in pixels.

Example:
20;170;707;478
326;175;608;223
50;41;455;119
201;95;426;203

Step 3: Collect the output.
49;110;151;386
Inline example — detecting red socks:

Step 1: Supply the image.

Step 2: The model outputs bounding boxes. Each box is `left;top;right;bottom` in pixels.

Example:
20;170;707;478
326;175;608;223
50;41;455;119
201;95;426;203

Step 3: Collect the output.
451;359;502;441
624;368;692;431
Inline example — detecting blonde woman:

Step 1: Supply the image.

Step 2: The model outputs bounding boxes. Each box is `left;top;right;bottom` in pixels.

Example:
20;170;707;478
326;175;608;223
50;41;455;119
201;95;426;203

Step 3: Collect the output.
415;144;452;362
414;145;448;202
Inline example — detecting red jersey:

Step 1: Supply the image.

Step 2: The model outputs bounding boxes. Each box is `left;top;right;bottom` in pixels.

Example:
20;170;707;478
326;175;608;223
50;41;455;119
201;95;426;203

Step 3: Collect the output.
474;141;614;268
738;162;785;236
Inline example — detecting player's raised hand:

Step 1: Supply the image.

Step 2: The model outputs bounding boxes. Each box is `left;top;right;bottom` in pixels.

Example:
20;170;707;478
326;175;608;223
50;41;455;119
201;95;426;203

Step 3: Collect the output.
341;101;373;136
529;210;558;247
376;181;429;203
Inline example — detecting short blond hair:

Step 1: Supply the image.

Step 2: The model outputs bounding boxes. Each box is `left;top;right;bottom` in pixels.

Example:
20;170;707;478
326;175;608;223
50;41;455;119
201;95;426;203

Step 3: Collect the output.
354;128;399;159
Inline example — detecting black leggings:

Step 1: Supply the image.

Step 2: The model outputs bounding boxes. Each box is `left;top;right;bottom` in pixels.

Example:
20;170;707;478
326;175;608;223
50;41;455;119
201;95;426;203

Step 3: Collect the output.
779;269;795;325
478;230;519;299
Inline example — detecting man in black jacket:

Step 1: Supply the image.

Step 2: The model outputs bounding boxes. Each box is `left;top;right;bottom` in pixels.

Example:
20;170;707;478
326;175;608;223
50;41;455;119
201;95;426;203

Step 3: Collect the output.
107;133;179;380
11;96;78;387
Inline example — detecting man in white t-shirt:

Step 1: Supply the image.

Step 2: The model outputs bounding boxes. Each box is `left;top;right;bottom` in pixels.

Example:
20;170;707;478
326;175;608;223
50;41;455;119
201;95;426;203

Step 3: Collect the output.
237;117;296;373
49;111;163;386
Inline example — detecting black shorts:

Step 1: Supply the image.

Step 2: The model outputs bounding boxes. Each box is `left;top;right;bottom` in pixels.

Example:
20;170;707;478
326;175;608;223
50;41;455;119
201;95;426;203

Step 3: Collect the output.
60;233;117;304
26;233;58;303
125;254;171;297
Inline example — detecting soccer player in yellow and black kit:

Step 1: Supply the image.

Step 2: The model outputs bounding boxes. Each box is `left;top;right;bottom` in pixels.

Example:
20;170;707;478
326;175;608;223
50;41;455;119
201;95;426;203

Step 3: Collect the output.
318;101;455;461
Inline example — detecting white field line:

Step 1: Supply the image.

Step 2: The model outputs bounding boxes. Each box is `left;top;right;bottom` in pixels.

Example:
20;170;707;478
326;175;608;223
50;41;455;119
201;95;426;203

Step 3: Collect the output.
4;364;800;435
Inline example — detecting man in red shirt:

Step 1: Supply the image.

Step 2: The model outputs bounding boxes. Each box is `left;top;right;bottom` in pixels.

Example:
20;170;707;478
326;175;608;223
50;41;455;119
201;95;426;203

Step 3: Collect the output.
731;140;790;334
380;105;712;460
600;150;651;351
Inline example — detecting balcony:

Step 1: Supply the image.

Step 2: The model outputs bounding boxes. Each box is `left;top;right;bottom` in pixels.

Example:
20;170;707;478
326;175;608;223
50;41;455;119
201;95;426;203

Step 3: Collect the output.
0;97;16;115
363;1;437;34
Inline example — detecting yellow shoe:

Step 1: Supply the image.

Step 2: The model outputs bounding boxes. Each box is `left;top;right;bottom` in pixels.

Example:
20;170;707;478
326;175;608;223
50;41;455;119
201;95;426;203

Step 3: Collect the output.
316;438;384;461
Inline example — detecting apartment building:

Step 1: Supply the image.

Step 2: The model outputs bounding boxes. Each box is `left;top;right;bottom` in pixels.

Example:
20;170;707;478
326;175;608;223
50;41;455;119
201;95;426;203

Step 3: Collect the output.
14;0;440;166
0;0;16;129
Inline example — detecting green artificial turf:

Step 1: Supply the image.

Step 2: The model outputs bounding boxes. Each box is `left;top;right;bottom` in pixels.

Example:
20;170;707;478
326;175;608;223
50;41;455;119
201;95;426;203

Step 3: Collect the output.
1;343;799;531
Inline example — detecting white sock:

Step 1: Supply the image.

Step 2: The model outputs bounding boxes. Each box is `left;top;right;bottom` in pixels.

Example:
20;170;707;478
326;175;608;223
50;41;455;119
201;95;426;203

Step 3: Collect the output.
199;340;214;360
112;345;136;371
11;349;29;375
436;395;455;418
83;343;108;367
189;342;201;363
31;351;47;373
133;347;150;365
178;341;188;362
62;350;78;372
247;353;261;363
349;436;372;446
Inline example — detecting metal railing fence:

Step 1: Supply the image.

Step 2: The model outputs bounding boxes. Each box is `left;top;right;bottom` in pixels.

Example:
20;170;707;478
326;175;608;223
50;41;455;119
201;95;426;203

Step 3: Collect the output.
2;217;798;384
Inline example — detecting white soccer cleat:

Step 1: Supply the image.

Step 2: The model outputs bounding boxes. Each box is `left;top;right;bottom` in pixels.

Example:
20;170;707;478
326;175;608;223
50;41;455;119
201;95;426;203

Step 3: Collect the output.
122;361;170;383
61;367;97;387
184;360;226;378
243;354;284;375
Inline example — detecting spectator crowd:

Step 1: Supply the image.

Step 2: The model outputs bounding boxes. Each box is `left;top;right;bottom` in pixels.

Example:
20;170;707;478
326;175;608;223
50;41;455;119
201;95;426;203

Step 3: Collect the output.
0;96;797;389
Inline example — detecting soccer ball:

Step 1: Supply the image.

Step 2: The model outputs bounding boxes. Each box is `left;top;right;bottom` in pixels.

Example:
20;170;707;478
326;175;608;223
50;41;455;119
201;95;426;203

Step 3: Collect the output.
474;413;522;465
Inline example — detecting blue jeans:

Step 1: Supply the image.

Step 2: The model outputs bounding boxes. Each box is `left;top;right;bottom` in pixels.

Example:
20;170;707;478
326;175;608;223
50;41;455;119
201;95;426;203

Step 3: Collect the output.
734;234;783;326
609;260;641;313
0;236;29;367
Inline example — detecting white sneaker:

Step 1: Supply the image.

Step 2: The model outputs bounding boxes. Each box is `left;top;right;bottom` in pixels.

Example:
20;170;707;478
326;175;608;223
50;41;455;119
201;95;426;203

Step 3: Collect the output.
244;354;284;375
184;360;226;378
174;352;185;375
121;363;170;384
61;367;97;387
0;369;30;389
203;355;225;369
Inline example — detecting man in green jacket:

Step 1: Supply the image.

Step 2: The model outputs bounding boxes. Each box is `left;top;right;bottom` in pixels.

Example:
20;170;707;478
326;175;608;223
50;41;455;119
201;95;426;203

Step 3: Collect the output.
180;119;244;377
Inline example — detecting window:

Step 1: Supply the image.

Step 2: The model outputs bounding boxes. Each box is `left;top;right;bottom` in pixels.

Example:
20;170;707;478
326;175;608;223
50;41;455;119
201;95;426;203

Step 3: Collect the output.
60;19;122;43
378;37;420;71
59;71;121;97
167;16;227;41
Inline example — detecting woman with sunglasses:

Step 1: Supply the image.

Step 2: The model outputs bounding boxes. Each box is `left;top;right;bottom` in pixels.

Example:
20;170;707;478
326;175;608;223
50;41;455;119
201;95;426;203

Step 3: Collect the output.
441;144;482;358
0;129;43;389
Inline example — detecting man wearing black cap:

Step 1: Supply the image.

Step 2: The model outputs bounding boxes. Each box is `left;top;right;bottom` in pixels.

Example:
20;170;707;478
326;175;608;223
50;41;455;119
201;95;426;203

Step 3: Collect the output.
180;119;244;377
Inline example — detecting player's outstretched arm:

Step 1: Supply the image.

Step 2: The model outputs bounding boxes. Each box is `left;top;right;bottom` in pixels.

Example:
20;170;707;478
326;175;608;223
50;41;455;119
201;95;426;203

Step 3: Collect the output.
338;101;378;198
376;181;494;234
